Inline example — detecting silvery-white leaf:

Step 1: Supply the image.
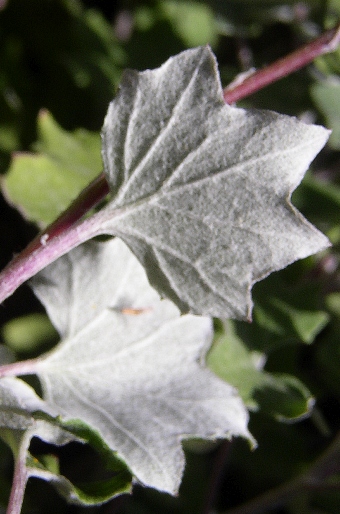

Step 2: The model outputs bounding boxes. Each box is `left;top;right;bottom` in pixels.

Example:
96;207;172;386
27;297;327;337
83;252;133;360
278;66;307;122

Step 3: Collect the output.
0;376;78;450
32;238;252;494
0;376;88;512
100;46;330;319
0;377;56;430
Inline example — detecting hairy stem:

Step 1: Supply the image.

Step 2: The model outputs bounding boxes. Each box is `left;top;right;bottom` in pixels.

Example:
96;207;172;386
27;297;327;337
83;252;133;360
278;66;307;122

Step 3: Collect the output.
0;211;108;303
13;172;109;257
0;358;41;378
0;173;109;304
1;24;340;303
223;22;340;104
6;435;30;514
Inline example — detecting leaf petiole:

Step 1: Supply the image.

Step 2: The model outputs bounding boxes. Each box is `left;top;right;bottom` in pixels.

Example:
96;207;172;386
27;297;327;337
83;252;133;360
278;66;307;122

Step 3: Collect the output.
223;22;340;104
0;209;111;304
6;432;30;514
0;358;41;378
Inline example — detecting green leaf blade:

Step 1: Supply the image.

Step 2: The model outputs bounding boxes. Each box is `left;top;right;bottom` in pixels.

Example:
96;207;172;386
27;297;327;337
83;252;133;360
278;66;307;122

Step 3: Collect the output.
3;111;101;226
207;321;315;421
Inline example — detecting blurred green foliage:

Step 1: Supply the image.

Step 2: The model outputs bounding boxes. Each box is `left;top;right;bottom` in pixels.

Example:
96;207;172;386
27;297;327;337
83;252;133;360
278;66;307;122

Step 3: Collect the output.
3;111;101;225
1;312;57;353
0;0;340;513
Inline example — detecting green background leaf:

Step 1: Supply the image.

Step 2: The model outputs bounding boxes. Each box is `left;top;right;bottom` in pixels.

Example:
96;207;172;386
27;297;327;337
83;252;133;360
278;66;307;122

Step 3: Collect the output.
3;111;101;226
207;320;315;420
1;313;58;353
311;81;340;150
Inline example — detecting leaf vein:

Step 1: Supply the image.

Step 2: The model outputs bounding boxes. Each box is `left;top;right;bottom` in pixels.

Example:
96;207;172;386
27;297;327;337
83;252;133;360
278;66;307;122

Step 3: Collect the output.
58;375;172;482
114;52;205;205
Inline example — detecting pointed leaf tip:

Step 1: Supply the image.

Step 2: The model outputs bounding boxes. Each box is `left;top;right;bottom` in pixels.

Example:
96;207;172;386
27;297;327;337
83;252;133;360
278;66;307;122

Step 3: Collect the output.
99;46;330;319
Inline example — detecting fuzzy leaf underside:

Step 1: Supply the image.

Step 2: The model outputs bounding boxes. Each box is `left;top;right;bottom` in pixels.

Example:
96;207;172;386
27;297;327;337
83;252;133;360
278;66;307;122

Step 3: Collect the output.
100;46;330;319
0;377;57;431
32;238;252;494
0;377;131;505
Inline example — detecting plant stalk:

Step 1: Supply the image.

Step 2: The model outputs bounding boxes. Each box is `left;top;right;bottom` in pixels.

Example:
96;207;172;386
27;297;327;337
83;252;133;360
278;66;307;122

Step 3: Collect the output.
0;358;41;378
0;211;108;303
10;172;109;257
6;435;30;514
223;22;340;104
1;24;340;303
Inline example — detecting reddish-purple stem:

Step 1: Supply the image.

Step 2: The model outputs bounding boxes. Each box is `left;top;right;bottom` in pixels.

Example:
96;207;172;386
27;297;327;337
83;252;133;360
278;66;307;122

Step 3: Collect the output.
0;210;110;303
223;23;340;104
6;439;29;514
15;172;109;257
0;24;340;304
0;357;42;378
